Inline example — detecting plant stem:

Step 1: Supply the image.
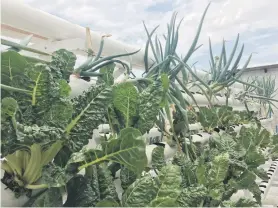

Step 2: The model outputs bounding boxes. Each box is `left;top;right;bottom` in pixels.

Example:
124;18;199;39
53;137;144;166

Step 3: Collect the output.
25;184;48;189
1;84;32;94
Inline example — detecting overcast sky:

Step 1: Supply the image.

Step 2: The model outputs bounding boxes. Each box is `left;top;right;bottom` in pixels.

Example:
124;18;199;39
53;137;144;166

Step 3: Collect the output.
23;0;278;70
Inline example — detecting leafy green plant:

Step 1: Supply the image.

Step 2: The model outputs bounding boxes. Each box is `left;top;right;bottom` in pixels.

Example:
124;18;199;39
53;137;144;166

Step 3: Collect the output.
1;50;144;197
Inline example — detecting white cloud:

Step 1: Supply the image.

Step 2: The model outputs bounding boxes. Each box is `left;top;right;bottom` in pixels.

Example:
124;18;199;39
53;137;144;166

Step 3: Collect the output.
21;0;278;68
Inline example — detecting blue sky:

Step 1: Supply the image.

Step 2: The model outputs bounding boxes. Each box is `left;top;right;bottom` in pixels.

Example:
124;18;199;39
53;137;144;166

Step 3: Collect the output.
23;0;278;70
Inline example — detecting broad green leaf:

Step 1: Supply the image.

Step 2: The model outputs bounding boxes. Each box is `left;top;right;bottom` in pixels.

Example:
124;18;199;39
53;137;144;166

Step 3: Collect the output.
66;84;112;151
255;128;271;148
238;126;254;150
272;135;278;145
63;175;97;207
137;80;164;133
172;153;197;187
253;168;269;180
67;128;147;174
1;97;18;118
97;164;119;202
16;123;65;145
49;49;76;81
24;188;63;207
120;166;137;190
156;165;182;199
97;63;115;86
149;197;177;207
222;197;259;207
196;165;206;185
177;185;207;207
151;146;166;170
209;184;225;200
113;82;138;127
96;199;119;207
215;133;246;159
40;163;73;188
245;148;265;168
42;100;73;128
122;175;158;207
208;153;229;186
1;51;27;87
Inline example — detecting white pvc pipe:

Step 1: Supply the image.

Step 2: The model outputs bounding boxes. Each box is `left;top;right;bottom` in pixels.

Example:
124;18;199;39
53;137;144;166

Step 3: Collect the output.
1;0;150;68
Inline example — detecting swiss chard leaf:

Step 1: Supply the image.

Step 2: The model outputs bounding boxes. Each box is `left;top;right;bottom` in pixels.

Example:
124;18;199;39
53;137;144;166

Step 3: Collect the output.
24;188;63;207
136;80;164;134
112;82;138;128
177;185;207;207
120;166;137;190
63;175;97;207
151;146;166;170
122;175;158;207
66;127;147;175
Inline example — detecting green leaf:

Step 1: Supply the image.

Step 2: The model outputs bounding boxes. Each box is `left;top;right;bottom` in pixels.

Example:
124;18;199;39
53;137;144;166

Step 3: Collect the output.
196;165;207;185
96;199;119;207
272;135;278;145
156;165;182;199
136;80;164;133
63;175;97;207
245;148;265;168
151;146;166;170
1;97;18;118
172;153;197;187
161;73;170;91
122;175;158;207
97;63;115;86
24;188;63;207
208;153;229;186
16;123;65;145
214;133;246;159
253;168;269;180
255;128;271;148
149;197;178;207
113;82;138;127
67;127;147;175
222;197;259;207
177;185;207;207
97;164;119;202
49;49;76;81
66;84;113;151
120;166;137;190
40;163;73;188
1;51;27;87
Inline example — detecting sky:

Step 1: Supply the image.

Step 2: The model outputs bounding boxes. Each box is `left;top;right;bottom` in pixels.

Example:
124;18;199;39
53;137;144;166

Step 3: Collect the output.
16;0;278;70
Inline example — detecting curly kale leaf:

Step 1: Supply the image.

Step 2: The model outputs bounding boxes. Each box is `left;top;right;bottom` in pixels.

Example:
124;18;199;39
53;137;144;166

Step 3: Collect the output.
136;80;164;134
49;49;76;81
66;84;113;152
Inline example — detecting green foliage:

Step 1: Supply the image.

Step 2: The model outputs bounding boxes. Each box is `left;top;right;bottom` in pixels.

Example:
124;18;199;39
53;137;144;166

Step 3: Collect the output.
66;128;147;174
24;188;63;207
151;146;166;170
113;82;138;127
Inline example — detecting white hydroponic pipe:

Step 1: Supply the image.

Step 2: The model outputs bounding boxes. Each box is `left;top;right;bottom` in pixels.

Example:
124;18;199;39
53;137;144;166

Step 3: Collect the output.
1;0;150;68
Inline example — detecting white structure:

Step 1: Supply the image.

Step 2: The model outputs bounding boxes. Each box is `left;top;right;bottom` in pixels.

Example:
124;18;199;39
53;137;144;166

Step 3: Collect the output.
241;64;278;132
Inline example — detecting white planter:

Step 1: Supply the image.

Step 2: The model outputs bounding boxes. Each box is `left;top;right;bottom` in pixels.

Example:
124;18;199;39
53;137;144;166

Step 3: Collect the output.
0;169;42;207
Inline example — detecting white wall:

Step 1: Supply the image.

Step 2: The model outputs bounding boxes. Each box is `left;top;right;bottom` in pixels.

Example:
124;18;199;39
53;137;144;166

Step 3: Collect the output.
241;65;278;132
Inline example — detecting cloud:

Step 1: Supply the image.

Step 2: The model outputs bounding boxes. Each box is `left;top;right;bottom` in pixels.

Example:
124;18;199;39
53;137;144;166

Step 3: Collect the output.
21;0;278;69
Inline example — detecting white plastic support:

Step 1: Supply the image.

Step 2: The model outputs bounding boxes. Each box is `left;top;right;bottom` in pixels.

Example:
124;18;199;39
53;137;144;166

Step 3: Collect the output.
1;0;151;68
